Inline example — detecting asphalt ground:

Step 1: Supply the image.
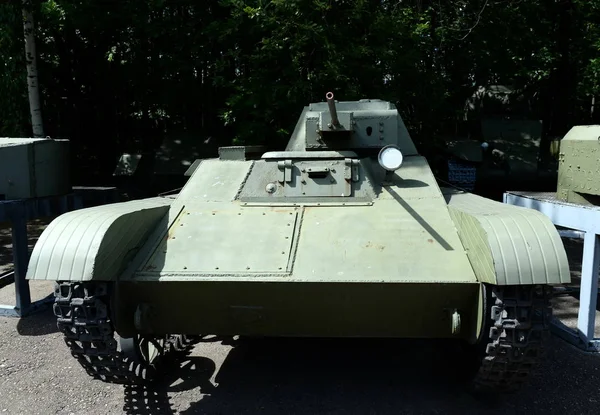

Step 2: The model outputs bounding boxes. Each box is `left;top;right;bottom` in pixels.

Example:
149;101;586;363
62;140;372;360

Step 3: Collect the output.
1;293;600;415
1;222;600;414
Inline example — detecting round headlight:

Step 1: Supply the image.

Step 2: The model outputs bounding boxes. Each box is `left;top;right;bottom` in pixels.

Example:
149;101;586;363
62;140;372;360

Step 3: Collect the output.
378;145;404;171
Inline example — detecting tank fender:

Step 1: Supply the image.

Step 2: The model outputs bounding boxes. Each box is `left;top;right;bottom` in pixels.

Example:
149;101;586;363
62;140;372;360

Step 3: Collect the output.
26;197;172;282
444;190;570;285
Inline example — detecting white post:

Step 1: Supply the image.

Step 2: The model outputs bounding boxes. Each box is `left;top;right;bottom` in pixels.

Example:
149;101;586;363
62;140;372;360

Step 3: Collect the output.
22;0;44;137
577;233;600;342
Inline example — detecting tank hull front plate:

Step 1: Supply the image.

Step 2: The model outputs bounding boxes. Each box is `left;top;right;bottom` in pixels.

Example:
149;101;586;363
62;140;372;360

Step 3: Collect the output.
113;280;481;341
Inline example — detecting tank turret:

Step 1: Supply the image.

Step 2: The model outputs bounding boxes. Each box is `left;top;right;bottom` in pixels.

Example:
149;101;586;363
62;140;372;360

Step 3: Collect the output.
285;92;417;154
231;92;420;202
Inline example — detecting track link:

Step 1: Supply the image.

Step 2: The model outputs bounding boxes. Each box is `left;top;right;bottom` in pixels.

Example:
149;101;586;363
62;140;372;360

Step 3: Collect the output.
473;284;552;392
53;281;193;385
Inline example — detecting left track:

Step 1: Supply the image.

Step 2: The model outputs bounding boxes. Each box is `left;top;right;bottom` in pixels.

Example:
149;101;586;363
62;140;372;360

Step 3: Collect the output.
53;281;193;385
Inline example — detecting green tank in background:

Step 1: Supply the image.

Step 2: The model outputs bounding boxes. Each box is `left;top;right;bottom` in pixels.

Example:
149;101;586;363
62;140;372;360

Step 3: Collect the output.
440;85;559;200
556;125;600;205
26;93;571;393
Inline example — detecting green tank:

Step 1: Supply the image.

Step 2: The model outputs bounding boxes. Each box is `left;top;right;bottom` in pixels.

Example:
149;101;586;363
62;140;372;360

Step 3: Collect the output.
26;93;571;392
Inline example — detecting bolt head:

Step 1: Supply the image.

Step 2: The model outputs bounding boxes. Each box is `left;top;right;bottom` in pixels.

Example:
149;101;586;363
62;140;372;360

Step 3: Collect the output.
265;183;277;194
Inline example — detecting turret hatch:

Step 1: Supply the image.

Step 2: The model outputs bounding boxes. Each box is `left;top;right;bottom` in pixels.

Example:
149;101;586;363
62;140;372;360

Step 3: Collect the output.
237;151;375;204
276;156;359;198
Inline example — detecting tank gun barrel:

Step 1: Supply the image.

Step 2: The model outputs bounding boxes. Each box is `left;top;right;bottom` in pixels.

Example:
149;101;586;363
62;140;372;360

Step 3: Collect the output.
326;92;341;128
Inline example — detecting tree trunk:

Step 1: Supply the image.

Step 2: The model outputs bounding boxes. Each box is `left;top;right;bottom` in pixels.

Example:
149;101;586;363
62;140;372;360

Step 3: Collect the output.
22;0;44;137
553;0;573;136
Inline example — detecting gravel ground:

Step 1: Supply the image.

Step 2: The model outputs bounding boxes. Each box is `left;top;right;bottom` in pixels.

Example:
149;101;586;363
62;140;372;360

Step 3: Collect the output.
1;304;600;415
1;221;600;414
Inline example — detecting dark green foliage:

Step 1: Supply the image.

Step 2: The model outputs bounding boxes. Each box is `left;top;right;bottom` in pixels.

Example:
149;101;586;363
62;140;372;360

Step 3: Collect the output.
0;2;28;136
1;0;599;181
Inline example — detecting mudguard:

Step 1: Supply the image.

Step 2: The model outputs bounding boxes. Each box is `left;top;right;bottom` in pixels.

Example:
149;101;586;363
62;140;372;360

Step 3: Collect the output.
26;197;172;281
444;189;570;285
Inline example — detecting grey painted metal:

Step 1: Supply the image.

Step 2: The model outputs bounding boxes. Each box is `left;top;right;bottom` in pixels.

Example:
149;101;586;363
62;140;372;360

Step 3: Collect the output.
12;216;29;312
505;192;600;234
579;233;600;342
0;270;15;288
504;190;600;351
558;229;585;239
549;317;600;352
0;138;70;200
0;294;54;318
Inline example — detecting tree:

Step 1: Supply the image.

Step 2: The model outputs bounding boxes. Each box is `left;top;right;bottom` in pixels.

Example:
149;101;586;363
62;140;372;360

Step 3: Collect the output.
22;0;44;137
2;0;600;179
